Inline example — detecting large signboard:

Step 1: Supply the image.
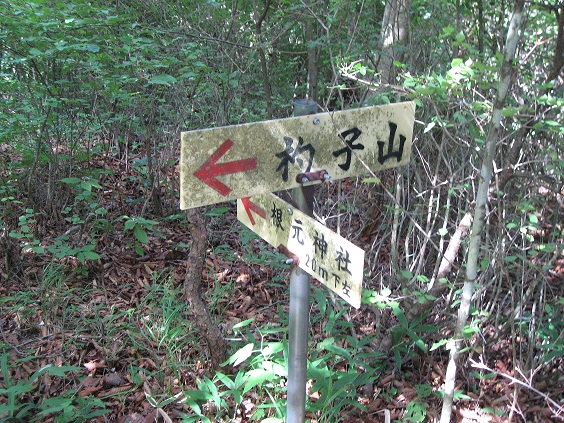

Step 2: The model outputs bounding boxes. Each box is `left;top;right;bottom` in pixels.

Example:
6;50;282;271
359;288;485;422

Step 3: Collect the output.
181;102;415;209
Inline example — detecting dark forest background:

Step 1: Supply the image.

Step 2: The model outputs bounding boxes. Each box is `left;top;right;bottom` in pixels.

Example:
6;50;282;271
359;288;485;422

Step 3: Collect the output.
1;0;563;422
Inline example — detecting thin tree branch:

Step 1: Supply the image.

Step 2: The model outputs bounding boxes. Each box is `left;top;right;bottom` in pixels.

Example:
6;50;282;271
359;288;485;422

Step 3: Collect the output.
470;359;564;418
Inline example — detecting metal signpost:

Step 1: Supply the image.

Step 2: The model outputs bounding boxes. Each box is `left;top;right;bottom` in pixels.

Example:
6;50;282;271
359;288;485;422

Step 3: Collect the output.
286;100;316;423
180;100;415;422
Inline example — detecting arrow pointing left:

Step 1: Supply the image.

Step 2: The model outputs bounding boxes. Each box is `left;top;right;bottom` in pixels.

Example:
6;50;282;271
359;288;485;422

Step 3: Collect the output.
193;139;257;196
241;197;266;225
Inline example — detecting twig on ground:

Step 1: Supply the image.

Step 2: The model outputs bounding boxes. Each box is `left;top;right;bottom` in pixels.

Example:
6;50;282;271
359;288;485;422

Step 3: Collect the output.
470;358;564;419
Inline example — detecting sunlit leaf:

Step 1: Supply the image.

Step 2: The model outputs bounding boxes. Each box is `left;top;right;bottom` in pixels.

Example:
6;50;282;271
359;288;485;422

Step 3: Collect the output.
148;74;177;85
228;343;254;367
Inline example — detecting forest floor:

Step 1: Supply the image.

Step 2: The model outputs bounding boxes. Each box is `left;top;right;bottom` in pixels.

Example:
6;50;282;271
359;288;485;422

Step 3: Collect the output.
1;149;563;423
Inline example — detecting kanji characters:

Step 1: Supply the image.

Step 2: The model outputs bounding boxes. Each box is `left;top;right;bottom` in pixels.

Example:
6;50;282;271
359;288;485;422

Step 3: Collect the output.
335;246;352;276
275;136;315;182
313;230;328;260
332;127;364;171
271;202;284;230
291;219;305;245
378;122;406;164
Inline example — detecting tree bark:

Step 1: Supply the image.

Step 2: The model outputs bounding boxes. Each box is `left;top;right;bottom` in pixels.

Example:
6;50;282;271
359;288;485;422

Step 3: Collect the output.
254;0;273;119
499;2;564;190
477;0;484;55
439;1;526;421
378;0;412;84
305;16;320;102
403;212;473;322
184;208;228;370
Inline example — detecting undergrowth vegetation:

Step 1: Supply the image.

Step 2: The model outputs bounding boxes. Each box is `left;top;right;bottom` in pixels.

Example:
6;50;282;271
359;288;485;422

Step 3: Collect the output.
1;0;563;422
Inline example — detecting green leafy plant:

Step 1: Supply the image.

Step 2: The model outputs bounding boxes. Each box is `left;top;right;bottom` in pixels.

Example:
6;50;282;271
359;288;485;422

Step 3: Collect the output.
8;208;44;254
403;399;428;422
33;392;109;423
143;284;193;362
389;304;437;370
182;376;232;423
363;288;438;369
0;355;107;422
519;300;564;364
61;176;102;205
46;236;101;264
307;341;376;422
120;215;160;255
180;316;288;422
180;289;386;423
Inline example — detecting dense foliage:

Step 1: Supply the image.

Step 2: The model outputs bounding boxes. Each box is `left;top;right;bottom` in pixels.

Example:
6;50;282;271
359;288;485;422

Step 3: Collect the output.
1;0;563;422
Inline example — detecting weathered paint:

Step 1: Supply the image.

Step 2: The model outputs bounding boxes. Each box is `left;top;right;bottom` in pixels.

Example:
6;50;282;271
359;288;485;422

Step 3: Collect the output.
237;193;364;308
181;101;415;209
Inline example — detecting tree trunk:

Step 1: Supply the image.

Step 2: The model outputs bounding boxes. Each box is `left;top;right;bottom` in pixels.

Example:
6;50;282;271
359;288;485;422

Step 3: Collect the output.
254;0;273;119
305;16;319;102
498;2;564;189
184;208;228;369
378;0;412;85
439;1;526;421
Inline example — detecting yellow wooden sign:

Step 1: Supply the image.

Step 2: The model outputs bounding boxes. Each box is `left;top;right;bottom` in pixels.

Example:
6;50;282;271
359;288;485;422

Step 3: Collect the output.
237;193;364;308
181;102;415;209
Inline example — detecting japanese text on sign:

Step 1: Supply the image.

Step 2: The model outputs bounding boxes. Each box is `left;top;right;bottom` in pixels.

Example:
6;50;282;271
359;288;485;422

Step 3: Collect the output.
181;101;415;209
237;193;364;308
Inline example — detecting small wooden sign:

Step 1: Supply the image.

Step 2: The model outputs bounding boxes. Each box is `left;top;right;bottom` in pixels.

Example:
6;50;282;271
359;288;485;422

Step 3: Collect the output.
238;193;364;308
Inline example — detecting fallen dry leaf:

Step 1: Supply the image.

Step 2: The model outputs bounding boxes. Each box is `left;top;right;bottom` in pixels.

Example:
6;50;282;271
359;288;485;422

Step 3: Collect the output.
84;359;106;373
103;372;125;388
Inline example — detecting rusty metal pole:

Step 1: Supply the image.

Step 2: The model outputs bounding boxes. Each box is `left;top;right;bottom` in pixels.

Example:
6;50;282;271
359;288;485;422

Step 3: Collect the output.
286;99;317;423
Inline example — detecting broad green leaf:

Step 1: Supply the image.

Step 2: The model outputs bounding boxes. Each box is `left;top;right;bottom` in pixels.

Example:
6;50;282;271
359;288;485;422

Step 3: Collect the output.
390;303;408;329
424;121;436;133
362;177;381;184
243;368;273;394
400;270;413;279
232;318;254;332
148;74;177;85
261;342;284;357
215;372;236;390
502;107;517;117
204;207;229;217
416;86;436;95
61;177;82;185
134;226;148;243
416;274;429;283
536;243;556;253
86;43;100;52
228;343;254;367
83;251;101;260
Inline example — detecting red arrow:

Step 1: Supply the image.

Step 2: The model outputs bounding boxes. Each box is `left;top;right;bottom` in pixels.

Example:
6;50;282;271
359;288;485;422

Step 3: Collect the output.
194;139;257;196
241;197;266;225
